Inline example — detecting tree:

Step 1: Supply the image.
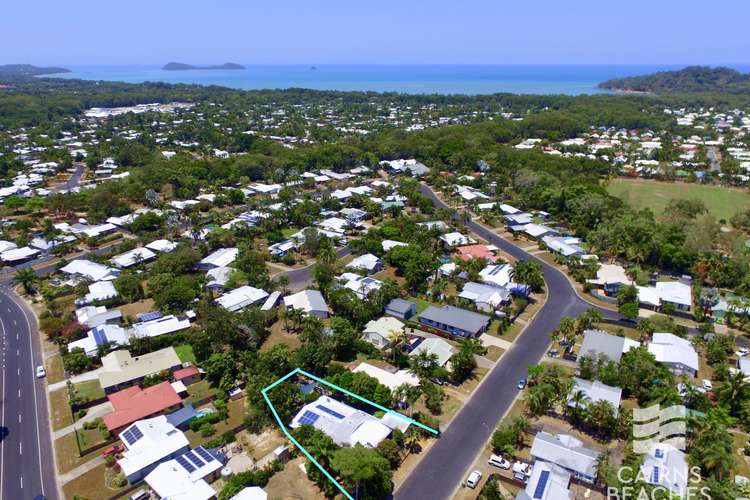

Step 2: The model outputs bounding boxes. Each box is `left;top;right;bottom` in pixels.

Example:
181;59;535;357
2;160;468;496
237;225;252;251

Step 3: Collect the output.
511;260;544;293
330;445;393;500
409;350;439;381
716;370;750;416
13;268;38;295
114;273;143;302
566;389;590;424
617;284;639;320
375;438;401;468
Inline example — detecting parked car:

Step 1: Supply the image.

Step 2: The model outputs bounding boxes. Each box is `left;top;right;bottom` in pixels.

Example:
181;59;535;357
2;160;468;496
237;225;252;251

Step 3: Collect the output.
102;444;124;457
517;378;527;390
466;470;482;489
488;454;511;469
512;461;532;482
35;365;46;379
702;379;713;391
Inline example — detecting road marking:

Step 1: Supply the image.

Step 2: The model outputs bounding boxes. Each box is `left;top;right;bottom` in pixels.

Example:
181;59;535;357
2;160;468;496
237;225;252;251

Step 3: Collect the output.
18;442;21;455
18;389;20;398
18;414;21;423
19;476;22;489
0;314;5;500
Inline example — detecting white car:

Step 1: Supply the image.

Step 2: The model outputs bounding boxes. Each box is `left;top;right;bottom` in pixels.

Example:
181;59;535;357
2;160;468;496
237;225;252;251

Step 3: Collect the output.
35;365;46;379
466;470;482;489
702;379;713;391
488;454;511;469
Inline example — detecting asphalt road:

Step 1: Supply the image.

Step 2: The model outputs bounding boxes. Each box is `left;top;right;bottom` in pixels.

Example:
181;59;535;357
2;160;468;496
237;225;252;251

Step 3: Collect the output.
0;285;57;500
277;247;352;290
395;185;618;500
51;163;85;194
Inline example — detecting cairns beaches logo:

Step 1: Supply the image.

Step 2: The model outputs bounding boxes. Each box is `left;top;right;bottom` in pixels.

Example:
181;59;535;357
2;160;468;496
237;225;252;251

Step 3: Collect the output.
607;404;710;499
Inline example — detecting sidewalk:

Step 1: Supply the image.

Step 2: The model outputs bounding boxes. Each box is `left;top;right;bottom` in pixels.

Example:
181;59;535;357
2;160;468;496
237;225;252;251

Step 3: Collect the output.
52;400;113;439
479;334;513;350
57;455;105;485
47;366;104;392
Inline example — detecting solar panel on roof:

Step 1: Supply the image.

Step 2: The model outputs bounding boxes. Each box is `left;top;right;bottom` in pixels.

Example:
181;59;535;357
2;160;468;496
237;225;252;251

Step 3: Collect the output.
184;450;205;467
316;404;345;419
137;311;163;322
92;327;107;345
651;466;660;483
655;448;664;458
298;410;320;426
121;429;136;445
194;447;214;463
533;470;550;499
130;426;143;441
176;455;196;473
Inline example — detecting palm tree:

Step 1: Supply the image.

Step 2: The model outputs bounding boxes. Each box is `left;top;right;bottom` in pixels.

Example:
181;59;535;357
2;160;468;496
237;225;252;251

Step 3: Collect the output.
13;268;38;295
567;389;590;424
716;370;749;415
404;431;422;457
388;329;409;363
409;351;439;381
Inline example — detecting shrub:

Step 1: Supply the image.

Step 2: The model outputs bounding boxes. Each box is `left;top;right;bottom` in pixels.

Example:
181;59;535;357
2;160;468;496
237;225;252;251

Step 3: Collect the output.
199;422;215;437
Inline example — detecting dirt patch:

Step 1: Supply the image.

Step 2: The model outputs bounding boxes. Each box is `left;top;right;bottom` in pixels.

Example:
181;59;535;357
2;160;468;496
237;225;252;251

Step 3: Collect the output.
265;457;328;500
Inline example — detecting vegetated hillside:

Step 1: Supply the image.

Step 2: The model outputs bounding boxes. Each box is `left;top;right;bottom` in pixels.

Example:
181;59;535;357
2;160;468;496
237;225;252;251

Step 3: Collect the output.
162;62;245;70
0;64;70;76
599;66;750;94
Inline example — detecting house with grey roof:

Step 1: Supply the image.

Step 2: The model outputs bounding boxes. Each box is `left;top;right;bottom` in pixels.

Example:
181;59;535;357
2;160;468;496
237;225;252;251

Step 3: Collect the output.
283;290;329;318
578;329;640;365
418;305;490;338
568;378;622;416
409;337;456;367
529;431;600;483
385;298;416;320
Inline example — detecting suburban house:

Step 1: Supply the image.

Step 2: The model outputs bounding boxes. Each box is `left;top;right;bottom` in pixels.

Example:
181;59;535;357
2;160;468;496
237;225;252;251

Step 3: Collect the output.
382;239;408;252
542;235;585;258
352;362;419;391
102;381;183;432
586;264;633;296
144;446;223;500
82;280;119;304
197;247;239;271
216;285;269;312
173;365;202;386
340;207;368;224
439;231;474;247
98;347;182;394
385;298;416;320
346;253;383;274
284;290;329;318
478;263;529;295
639;442;689;498
231;487;268;500
408;337;456;367
145;239;178;253
68;323;129;356
75;305;122;329
568;378;623;416
419;305;490;338
117;415;190;482
529;431;600;483
60;259;121;282
339;273;383;299
578;329;640;365
648;333;699;377
362;316;405;350
131;314;192;339
0;246;40;264
205;266;234;291
111;247;157;268
290;395;409;448
516;461;573;500
459;281;511;312
455;244;500;262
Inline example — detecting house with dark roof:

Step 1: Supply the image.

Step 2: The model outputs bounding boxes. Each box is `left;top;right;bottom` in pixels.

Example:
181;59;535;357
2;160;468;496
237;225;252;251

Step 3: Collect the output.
385;298;416;320
418;305;490;338
578;329;640;365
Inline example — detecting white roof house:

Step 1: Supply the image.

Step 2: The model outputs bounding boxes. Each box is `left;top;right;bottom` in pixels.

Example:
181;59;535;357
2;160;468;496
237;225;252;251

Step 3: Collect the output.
145;239;178;253
0;246;40;263
518;461;573;500
346;254;383;274
290;395;406;448
639;443;688;497
586;264;633;288
352;362;419;391
144;446;222;500
60;259;121;281
132;315;192;339
111;247;156;268
655;281;692;310
317;217;348;234
529;431;600;482
197;247;238;270
382;240;408;252
459;281;511;312
117;415;189;482
362;316;404;350
0;240;18;253
409;337;456;367
231;487;267;500
284;290;329;318
205;266;234;290
568;378;622;416
68;324;129;357
648;333;699;376
439;232;474;247
340;274;383;299
84;280;119;303
216;285;269;312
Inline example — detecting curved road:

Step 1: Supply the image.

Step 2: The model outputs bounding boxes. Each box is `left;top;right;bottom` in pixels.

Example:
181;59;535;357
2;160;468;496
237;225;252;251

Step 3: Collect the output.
0;285;57;500
395;185;619;500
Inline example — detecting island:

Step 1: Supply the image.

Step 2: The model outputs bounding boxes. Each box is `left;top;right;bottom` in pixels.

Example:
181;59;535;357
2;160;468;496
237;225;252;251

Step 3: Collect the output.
0;64;71;76
162;62;245;71
599;65;750;94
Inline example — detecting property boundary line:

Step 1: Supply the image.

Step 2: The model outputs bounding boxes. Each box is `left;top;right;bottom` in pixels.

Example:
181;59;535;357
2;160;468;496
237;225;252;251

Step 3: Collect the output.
262;367;439;500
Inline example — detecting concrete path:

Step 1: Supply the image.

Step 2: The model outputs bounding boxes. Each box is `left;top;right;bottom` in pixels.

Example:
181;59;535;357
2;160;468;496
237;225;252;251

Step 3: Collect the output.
57;456;104;485
52;401;113;439
479;334;513;350
47;366;103;392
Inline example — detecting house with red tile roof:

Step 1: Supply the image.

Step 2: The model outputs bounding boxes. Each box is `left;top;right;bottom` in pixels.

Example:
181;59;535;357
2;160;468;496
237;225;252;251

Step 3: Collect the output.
456;244;500;262
103;381;183;432
172;365;201;385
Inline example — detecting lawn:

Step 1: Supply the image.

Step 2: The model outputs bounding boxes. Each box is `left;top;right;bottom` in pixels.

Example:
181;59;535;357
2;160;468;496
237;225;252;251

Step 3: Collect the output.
54;432;103;474
484;345;505;362
262;320;302;352
175;344;197;365
186;379;218;405
607;178;750;220
409;296;437;314
62;462;132;500
50;387;73;430
75;426;110;453
184;398;246;447
74;379;105;403
45;354;65;384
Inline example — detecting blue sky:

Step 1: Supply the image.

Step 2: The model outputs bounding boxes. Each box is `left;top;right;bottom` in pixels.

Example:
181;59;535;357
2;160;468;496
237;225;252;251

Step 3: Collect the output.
3;0;749;65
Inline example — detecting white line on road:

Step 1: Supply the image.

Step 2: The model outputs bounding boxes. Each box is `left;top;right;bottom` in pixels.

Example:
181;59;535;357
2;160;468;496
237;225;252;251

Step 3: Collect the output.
0;314;6;500
18;414;21;423
17;389;20;398
18;442;21;455
19;476;22;489
12;320;16;326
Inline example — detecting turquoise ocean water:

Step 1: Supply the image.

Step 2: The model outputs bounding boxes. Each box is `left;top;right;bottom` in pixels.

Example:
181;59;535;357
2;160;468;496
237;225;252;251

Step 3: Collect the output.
43;64;750;95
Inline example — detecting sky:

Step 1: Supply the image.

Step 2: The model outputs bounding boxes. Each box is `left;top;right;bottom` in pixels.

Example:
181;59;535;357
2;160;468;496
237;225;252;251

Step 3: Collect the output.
3;0;750;66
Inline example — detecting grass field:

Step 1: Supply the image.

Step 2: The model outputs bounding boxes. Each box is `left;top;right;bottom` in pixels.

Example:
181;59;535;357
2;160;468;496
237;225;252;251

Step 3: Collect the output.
607;178;750;220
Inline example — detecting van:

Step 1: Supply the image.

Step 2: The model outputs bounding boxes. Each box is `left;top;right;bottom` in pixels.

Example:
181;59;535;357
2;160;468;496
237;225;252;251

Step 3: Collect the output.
466;470;482;488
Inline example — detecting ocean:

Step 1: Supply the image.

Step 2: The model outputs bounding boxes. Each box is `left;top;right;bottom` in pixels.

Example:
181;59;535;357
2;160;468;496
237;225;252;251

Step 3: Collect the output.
41;64;750;95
